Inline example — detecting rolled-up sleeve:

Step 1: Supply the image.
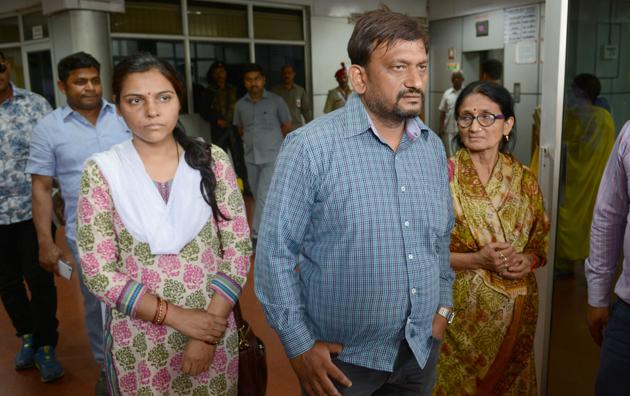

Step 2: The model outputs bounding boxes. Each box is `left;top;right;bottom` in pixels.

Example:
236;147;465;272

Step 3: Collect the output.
585;122;630;307
26;120;56;176
254;133;317;358
440;193;455;308
439;152;455;308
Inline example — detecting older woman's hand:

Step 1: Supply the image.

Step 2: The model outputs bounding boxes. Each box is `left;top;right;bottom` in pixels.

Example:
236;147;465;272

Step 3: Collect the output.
476;242;517;273
501;254;532;280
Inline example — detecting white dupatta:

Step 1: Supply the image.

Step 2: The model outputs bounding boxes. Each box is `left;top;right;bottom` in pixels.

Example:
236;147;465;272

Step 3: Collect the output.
91;139;213;255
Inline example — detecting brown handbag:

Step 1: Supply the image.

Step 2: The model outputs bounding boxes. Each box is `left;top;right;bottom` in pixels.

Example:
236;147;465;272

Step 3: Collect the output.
212;189;267;395
234;301;267;396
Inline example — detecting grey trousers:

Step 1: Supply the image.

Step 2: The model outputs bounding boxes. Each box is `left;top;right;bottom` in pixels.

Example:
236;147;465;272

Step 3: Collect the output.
68;238;104;367
303;339;441;396
245;161;275;238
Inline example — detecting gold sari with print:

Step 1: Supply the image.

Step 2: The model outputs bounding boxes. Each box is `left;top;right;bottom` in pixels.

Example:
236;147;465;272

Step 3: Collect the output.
434;149;549;396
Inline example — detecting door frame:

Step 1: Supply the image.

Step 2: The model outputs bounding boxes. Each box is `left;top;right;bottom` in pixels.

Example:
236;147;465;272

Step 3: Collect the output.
21;40;60;107
536;0;569;394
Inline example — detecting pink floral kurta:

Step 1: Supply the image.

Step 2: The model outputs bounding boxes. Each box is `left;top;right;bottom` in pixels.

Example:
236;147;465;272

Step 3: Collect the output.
76;146;252;396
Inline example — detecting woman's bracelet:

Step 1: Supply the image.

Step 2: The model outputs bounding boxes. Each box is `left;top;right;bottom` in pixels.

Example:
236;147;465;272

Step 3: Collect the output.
151;296;168;325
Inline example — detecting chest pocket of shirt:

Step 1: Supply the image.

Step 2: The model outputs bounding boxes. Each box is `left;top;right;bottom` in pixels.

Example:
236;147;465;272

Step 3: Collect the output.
261;111;276;129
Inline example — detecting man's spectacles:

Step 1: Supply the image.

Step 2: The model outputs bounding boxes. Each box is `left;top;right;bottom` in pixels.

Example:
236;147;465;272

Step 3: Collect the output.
0;62;6;73
457;113;506;128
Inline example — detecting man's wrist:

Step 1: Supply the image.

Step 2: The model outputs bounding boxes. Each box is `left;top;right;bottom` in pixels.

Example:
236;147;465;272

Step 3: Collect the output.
37;235;56;248
436;306;456;324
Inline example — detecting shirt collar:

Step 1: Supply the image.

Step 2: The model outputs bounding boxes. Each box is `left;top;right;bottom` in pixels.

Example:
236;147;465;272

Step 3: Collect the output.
246;89;269;102
9;82;27;99
61;99;113;121
343;93;428;142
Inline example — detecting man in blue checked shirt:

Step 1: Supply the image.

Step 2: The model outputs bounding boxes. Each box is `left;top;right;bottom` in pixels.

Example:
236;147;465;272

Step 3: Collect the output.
26;52;130;395
255;9;454;396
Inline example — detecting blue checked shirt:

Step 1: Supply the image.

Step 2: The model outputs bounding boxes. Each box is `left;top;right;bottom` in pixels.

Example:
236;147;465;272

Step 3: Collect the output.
255;93;454;372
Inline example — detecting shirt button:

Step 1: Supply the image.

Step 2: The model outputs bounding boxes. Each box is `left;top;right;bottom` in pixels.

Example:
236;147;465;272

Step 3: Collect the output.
401;186;406;192
411;288;417;294
404;221;410;227
408;254;414;260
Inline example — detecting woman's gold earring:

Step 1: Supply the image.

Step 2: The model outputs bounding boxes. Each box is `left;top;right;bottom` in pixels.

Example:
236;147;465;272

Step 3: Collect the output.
504;134;510;142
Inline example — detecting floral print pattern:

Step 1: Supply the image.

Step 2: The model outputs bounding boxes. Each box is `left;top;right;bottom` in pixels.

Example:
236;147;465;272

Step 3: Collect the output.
77;146;252;395
0;84;52;224
434;149;549;396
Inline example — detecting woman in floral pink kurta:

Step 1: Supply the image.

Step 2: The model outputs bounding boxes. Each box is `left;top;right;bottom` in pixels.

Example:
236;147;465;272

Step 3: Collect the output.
77;145;251;395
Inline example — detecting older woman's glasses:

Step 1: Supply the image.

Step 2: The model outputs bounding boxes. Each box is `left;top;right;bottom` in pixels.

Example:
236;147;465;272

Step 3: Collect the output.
456;113;506;128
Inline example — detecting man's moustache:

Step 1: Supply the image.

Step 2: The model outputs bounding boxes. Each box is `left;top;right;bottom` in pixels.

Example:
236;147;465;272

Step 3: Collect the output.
396;89;425;101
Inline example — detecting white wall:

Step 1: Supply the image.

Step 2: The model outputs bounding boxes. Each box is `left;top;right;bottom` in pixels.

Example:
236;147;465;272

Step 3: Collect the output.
310;16;354;118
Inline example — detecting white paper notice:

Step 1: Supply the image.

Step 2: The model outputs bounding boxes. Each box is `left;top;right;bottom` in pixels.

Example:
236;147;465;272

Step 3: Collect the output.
504;5;538;44
515;40;537;64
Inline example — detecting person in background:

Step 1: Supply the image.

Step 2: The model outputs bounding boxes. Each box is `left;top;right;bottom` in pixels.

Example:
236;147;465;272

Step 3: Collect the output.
199;62;250;194
555;73;615;277
77;53;252;395
585;120;630;396
434;81;549;396
323;62;353;113
233;63;291;245
480;59;502;84
27;51;130;394
0;50;61;382
272;64;313;131
438;71;465;157
200;62;237;152
256;9;453;396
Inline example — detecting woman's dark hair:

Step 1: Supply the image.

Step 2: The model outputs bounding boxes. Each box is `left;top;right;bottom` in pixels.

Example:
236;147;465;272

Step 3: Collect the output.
58;51;100;83
112;52;227;222
347;8;428;67
454;80;517;153
572;73;601;103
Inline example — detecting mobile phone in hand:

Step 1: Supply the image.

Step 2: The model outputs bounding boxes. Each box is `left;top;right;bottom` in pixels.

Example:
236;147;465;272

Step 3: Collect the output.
57;260;73;280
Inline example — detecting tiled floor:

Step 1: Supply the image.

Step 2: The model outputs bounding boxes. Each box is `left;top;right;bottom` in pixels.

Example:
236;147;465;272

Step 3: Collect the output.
547;264;601;395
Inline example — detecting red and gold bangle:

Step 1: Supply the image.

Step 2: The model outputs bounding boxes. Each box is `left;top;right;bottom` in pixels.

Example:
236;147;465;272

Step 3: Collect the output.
156;299;168;325
529;255;540;272
151;297;168;325
151;297;161;324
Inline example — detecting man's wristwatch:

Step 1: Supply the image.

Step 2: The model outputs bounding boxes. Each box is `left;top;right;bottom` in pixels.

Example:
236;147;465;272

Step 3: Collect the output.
437;306;456;324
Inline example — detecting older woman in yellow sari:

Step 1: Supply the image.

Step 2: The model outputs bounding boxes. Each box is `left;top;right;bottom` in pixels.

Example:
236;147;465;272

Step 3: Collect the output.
434;81;549;396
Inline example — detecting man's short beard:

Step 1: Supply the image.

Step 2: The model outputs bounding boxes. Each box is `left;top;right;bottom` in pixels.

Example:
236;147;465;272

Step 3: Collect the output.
363;87;424;126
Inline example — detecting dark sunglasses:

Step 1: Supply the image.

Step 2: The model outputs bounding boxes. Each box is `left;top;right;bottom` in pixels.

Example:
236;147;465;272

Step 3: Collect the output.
0;63;7;73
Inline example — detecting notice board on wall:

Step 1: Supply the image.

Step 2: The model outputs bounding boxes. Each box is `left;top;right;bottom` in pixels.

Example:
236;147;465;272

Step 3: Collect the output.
504;5;538;44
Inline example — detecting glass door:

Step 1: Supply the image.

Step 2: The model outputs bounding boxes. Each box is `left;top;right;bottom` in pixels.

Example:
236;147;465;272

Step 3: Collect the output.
21;42;56;108
545;0;630;395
